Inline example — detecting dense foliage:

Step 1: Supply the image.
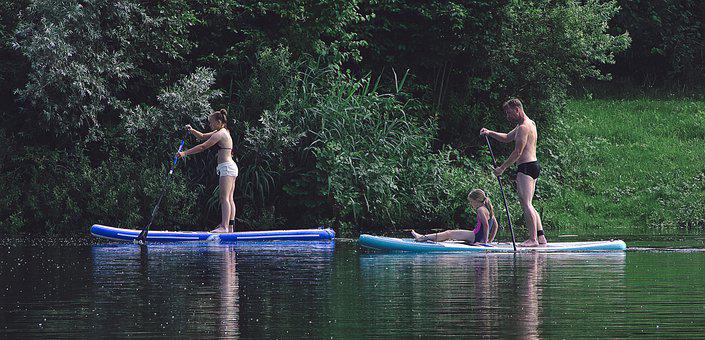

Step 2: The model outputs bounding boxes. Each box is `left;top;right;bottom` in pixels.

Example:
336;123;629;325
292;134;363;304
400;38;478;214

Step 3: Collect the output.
2;0;698;236
607;1;705;87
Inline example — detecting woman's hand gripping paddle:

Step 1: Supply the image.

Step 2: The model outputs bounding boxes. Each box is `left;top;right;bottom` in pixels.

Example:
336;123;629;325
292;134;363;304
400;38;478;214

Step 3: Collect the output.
485;135;518;252
135;129;190;245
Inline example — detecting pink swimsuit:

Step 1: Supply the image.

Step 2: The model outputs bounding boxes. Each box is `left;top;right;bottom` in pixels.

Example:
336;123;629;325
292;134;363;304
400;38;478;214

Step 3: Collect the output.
472;217;494;243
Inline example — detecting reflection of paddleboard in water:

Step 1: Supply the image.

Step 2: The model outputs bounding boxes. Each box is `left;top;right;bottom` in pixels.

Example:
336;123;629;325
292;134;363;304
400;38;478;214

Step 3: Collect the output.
90;224;335;243
358;234;626;252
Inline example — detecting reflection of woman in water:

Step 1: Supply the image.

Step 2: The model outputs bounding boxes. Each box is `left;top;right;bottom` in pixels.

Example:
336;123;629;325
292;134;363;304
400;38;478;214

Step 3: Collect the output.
219;247;239;337
411;189;499;244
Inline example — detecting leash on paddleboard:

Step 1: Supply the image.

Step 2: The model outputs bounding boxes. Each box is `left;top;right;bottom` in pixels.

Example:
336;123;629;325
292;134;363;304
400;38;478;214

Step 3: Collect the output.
485;135;517;252
135;129;190;245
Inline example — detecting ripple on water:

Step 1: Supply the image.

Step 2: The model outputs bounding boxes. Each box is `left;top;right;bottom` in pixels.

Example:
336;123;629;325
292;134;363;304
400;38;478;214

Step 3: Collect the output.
0;238;703;338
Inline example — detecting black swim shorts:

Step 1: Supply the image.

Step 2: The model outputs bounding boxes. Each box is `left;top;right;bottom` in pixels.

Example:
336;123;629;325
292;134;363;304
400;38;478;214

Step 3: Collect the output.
517;161;541;179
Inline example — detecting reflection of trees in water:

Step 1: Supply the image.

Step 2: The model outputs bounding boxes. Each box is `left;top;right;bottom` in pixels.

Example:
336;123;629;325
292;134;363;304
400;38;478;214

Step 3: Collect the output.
231;243;335;338
92;243;335;338
357;252;626;337
91;244;243;337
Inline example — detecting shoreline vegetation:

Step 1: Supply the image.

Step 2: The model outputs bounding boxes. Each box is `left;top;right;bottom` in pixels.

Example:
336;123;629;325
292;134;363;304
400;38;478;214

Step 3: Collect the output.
541;98;705;237
1;1;703;237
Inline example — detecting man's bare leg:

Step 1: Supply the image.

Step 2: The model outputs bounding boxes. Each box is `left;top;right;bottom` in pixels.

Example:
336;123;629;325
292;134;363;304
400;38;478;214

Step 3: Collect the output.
517;173;539;247
532;205;546;244
525;176;546;244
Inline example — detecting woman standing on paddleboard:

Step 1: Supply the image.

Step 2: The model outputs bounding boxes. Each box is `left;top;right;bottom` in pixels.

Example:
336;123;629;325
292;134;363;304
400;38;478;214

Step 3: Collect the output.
177;109;238;233
411;189;498;244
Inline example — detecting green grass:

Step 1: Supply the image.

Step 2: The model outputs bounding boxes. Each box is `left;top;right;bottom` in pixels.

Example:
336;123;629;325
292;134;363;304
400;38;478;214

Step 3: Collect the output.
541;98;705;237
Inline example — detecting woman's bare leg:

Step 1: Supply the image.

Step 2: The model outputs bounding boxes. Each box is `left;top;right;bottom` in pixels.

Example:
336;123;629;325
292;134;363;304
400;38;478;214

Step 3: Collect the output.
228;177;237;232
214;176;234;233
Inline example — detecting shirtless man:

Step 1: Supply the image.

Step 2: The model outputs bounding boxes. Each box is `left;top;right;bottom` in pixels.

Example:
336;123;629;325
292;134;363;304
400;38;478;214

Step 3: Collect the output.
480;98;546;247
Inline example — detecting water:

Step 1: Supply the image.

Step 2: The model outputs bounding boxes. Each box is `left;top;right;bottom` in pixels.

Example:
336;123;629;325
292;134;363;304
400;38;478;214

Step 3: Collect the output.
1;239;704;338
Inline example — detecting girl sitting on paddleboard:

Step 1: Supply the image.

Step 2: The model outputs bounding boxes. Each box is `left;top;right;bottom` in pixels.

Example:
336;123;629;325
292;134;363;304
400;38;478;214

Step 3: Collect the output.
177;109;238;233
412;189;498;244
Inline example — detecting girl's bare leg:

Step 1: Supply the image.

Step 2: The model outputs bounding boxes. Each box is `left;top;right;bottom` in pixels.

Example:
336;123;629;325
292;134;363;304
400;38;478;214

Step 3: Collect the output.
412;230;475;243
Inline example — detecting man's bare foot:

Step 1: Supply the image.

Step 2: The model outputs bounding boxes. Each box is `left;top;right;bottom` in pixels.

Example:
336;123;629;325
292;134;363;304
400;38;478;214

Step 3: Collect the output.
520;239;539;247
411;230;426;242
210;225;228;233
538;235;548;244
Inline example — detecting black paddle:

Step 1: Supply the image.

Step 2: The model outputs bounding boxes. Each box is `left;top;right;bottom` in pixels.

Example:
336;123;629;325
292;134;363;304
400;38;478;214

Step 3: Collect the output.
485;135;517;251
135;129;189;245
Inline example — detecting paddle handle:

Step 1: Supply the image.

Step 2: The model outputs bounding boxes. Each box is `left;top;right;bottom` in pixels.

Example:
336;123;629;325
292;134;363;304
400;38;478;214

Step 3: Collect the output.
136;129;189;245
485;135;517;252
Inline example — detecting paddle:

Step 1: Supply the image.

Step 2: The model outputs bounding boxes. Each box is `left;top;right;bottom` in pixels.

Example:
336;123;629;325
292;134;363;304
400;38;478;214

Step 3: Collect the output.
135;129;190;245
484;135;517;251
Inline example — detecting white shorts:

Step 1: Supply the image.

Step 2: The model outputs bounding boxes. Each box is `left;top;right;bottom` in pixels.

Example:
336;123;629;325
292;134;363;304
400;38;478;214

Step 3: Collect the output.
216;161;238;178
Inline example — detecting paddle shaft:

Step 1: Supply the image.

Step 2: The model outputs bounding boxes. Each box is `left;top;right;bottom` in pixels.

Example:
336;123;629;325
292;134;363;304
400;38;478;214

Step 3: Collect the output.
136;130;189;244
485;135;517;251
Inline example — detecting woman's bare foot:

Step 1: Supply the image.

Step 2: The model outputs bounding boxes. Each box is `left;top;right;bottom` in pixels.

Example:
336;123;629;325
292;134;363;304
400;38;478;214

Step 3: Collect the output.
210;225;228;233
411;230;426;242
520;238;540;247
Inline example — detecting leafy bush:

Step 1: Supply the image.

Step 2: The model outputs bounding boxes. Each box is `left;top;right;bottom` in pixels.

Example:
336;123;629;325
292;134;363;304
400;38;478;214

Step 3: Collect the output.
240;50;510;235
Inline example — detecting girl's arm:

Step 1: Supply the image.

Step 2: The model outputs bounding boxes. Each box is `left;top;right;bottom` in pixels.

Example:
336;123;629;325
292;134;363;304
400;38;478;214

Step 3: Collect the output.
488;216;499;243
478;208;491;244
179;131;221;157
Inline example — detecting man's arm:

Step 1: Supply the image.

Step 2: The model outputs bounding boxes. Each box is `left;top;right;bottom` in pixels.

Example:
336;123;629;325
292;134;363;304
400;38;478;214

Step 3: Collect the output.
498;125;527;170
481;127;517;143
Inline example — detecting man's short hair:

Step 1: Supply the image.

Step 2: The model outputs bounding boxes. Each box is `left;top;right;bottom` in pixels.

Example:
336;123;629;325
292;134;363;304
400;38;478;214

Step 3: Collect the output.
503;98;523;112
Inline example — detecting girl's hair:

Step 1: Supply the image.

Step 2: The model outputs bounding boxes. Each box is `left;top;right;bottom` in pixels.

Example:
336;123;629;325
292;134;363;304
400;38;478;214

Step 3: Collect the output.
210;109;228;128
467;189;494;217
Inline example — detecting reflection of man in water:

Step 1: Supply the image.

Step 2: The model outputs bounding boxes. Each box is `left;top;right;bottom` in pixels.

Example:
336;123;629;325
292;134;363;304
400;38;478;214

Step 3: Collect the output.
471;255;499;336
480;98;547;247
517;253;544;340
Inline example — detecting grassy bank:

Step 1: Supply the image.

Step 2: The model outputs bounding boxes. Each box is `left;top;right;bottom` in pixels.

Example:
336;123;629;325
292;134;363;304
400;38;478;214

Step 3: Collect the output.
540;99;705;237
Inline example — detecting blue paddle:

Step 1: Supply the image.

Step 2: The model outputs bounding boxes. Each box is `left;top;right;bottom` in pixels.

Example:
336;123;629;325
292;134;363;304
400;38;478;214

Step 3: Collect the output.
135;129;189;245
485;135;517;251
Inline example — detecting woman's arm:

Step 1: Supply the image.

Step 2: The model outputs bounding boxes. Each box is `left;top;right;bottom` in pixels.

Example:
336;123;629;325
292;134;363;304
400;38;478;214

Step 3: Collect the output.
179;132;221;157
186;125;217;140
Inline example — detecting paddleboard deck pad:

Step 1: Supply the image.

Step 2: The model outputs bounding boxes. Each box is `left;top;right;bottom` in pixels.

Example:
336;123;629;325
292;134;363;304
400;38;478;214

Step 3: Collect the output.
91;224;335;243
359;234;626;252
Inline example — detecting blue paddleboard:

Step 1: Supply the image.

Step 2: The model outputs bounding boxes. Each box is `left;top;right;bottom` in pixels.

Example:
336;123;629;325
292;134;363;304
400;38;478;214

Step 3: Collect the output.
91;224;335;243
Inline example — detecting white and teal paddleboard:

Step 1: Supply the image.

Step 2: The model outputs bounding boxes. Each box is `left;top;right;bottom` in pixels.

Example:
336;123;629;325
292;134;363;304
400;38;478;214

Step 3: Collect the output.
359;234;626;252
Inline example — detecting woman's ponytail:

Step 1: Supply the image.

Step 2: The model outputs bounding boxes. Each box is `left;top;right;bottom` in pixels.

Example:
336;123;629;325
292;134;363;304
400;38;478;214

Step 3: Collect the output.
211;109;228;128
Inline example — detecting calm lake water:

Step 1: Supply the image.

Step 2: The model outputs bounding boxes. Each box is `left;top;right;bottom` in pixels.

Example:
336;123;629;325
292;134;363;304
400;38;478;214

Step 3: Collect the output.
1;238;704;338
